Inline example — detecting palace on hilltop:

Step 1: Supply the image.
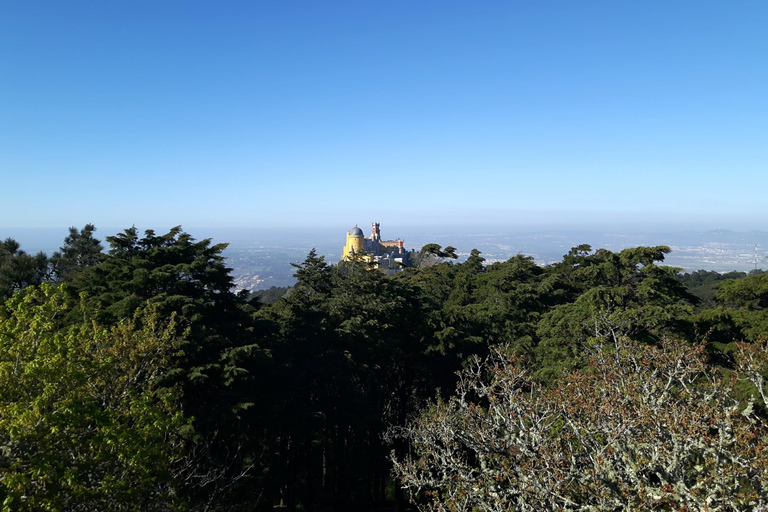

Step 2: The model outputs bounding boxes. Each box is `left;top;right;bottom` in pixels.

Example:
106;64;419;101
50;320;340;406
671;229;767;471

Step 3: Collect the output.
342;223;413;274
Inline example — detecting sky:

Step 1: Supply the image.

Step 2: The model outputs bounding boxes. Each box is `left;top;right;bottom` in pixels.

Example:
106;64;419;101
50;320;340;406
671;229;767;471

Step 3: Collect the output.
1;1;766;235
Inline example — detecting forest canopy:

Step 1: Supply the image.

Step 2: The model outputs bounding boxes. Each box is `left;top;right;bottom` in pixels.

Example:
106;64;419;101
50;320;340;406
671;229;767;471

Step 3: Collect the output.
0;225;767;511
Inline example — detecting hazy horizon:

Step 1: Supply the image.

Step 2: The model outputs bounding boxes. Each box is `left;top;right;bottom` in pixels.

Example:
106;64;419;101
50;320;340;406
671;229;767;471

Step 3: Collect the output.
6;222;768;247
5;224;768;279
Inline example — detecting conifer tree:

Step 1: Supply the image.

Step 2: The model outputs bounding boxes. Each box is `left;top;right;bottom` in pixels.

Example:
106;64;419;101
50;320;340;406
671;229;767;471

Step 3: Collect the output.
50;224;104;282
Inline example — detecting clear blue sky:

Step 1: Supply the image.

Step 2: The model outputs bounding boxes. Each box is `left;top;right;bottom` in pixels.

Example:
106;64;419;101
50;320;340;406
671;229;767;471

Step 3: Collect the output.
1;1;766;232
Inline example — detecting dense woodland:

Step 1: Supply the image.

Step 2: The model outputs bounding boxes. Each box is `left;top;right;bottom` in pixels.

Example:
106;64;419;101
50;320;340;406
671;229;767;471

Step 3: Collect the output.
1;225;768;511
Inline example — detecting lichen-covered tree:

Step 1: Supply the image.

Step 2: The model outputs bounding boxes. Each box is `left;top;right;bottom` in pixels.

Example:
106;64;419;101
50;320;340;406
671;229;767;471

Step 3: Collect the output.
390;336;768;511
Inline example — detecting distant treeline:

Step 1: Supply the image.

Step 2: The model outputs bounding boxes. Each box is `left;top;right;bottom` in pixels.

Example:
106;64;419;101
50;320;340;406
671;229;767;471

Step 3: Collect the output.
1;226;768;511
677;267;766;308
247;285;292;305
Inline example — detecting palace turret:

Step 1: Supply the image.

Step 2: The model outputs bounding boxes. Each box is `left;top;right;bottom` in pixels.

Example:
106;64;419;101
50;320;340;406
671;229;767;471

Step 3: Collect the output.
342;222;411;274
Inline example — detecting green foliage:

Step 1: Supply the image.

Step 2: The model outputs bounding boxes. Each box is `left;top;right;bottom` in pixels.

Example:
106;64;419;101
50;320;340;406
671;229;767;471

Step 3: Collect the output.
414;243;458;268
289;248;334;299
0;284;188;511
3;227;764;511
459;248;485;275
676;269;749;309
535;245;696;382
253;242;710;509
718;271;768;310
58;226;270;510
421;254;545;361
691;271;768;349
68;226;257;406
254;253;436;509
247;285;291;305
0;239;49;302
50;224;104;283
72;226;235;325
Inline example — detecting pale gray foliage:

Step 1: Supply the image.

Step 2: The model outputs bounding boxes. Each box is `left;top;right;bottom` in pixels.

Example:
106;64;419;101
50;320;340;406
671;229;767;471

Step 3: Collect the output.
390;338;768;512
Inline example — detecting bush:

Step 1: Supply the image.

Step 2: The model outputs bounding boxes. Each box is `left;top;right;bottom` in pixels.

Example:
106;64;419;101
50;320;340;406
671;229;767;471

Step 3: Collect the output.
390;337;768;511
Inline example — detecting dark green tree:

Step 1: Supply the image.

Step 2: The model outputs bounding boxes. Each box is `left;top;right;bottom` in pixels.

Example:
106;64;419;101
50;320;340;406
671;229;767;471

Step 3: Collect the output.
414;243;458;268
0;238;49;301
535;245;696;382
694;271;768;349
459;248;485;275
50;224;104;282
72;226;237;326
66;226;270;510
718;272;768;310
255;252;446;511
676;269;747;309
